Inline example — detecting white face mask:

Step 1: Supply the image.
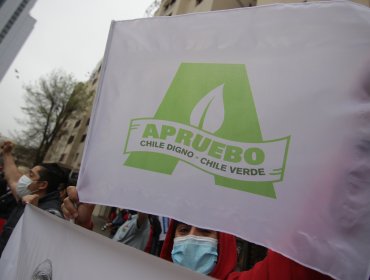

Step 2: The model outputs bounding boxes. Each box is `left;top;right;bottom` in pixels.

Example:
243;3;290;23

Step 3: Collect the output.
16;175;37;198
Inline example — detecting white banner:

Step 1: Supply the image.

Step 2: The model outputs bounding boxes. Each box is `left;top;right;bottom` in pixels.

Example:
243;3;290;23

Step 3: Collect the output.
78;2;370;280
0;206;210;280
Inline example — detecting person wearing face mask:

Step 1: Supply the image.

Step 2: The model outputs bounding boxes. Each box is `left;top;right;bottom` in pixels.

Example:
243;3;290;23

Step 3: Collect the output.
163;221;220;275
0;141;68;257
159;220;333;280
62;185;334;280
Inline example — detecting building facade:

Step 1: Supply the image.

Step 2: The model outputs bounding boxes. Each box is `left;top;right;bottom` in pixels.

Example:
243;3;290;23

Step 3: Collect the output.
0;0;37;81
44;63;101;178
154;0;369;16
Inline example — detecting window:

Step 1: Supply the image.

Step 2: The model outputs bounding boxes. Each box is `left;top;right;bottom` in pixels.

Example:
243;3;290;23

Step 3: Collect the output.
74;153;79;160
80;134;86;143
67;136;74;144
74;120;81;128
0;0;30;44
92;77;98;85
86;118;90;127
196;0;203;5
59;154;66;162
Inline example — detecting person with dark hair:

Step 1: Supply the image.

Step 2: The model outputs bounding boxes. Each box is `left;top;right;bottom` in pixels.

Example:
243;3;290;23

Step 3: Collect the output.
159;220;333;280
0;141;68;257
62;187;333;279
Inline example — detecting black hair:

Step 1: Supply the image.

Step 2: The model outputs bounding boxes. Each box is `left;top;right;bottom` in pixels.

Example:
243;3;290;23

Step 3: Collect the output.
172;220;181;240
38;163;69;194
148;215;162;239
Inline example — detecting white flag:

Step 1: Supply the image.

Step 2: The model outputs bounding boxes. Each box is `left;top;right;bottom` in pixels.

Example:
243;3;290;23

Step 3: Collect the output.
78;2;370;279
0;206;210;280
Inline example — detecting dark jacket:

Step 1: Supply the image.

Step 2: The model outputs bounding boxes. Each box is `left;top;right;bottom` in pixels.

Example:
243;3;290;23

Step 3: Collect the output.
0;191;62;257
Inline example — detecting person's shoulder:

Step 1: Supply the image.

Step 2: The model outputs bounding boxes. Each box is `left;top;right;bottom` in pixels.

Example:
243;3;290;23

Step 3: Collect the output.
38;192;61;211
38;195;63;218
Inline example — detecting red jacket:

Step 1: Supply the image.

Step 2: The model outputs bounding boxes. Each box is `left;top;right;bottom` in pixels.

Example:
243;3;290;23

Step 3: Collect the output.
160;220;332;280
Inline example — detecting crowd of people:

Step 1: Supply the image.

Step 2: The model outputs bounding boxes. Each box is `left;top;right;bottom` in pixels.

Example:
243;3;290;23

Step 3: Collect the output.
0;142;68;256
0;140;333;279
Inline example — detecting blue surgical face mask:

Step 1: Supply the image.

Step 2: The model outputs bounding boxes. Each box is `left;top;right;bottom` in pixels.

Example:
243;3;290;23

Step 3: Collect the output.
16;175;38;198
171;235;218;275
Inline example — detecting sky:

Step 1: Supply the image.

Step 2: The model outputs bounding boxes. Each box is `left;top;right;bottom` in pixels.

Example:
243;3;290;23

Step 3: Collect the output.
0;0;155;138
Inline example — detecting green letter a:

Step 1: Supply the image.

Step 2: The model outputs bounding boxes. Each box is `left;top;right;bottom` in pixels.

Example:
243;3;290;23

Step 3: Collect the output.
125;63;276;198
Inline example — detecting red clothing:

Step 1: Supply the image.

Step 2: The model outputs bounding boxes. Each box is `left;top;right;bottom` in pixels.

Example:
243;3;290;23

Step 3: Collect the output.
160;220;332;280
0;218;5;233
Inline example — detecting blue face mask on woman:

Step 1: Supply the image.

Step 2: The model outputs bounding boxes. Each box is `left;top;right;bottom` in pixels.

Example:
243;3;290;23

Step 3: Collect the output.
171;235;218;275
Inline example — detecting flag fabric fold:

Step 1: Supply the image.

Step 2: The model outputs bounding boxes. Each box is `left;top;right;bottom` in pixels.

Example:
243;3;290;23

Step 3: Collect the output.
0;205;210;280
77;2;370;279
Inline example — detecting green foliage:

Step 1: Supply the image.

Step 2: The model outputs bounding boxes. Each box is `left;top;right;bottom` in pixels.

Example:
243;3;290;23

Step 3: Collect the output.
16;70;88;165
